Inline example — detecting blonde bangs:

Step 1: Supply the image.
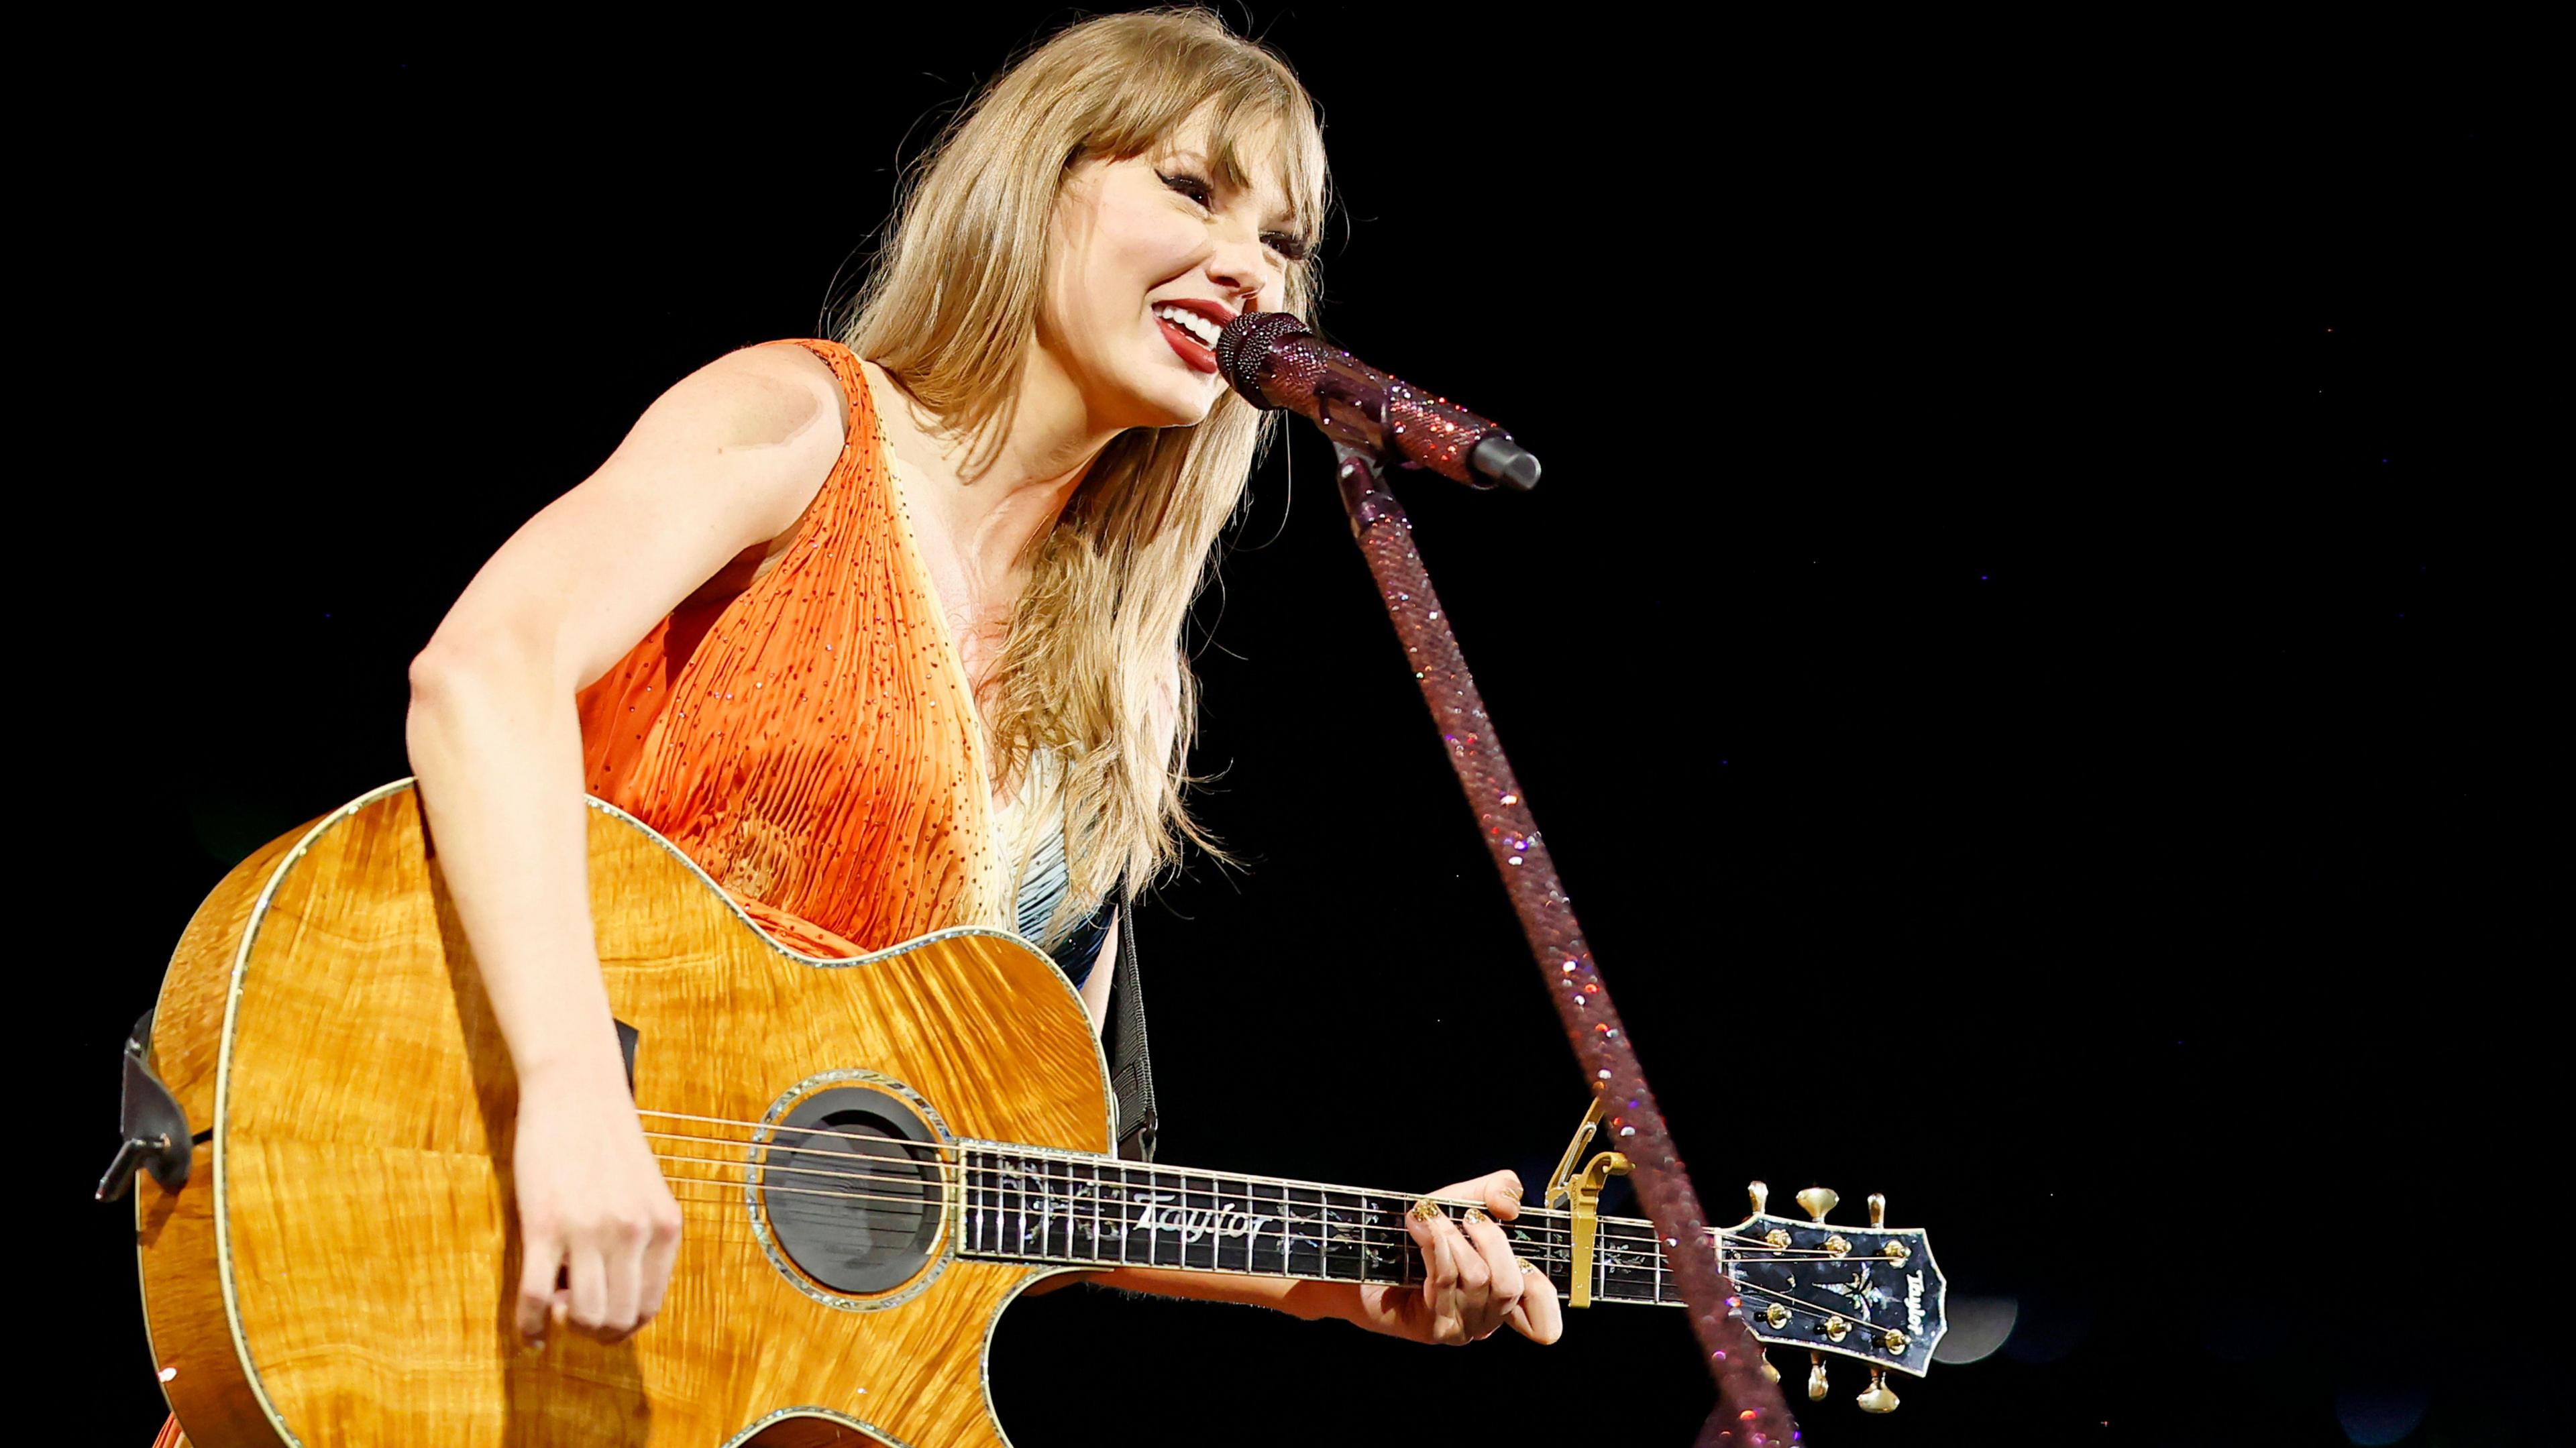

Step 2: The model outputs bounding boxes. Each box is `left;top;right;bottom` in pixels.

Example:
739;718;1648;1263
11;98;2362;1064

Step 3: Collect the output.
829;7;1334;946
1081;60;1328;263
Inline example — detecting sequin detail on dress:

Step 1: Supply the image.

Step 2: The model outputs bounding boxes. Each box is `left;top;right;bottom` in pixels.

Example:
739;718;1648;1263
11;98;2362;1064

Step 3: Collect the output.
573;339;1009;956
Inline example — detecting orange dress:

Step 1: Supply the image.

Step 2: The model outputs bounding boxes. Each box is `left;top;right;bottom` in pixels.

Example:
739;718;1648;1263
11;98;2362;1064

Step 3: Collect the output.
574;337;1012;956
151;338;1014;1447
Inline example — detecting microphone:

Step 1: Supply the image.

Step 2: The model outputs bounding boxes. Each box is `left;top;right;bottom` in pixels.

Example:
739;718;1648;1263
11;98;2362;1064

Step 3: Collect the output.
1214;312;1541;492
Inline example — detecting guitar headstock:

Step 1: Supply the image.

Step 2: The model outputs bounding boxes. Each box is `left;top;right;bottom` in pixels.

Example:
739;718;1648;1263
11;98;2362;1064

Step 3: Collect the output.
1727;1184;1947;1408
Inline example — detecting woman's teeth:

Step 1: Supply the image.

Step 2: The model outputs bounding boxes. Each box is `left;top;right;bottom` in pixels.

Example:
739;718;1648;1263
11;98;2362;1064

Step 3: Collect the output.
1152;304;1222;347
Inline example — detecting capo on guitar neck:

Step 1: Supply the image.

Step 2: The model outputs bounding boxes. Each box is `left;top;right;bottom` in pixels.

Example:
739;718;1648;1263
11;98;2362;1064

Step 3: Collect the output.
97;1009;196;1203
1542;1096;1632;1309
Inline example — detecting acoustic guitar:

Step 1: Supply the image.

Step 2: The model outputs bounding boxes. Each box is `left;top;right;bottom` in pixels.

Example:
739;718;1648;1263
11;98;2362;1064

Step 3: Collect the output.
112;779;1948;1445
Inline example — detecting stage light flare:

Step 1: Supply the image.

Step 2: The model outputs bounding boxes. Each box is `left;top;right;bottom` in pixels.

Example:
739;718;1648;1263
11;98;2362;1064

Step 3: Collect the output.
1930;1293;2017;1366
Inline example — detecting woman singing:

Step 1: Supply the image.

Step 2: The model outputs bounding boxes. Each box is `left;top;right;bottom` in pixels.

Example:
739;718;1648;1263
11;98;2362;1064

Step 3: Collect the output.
150;8;1558;1445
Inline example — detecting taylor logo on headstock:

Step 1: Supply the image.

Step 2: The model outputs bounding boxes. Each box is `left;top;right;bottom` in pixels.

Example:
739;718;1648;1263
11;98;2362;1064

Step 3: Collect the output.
1540;1099;1948;1417
1724;1180;1947;1414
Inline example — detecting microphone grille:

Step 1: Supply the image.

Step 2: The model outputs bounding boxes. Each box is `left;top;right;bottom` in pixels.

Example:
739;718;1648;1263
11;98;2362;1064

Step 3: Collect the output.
1214;311;1312;406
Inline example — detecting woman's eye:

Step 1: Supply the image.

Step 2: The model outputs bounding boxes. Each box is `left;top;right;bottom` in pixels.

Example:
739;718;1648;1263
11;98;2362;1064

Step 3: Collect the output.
1161;170;1307;264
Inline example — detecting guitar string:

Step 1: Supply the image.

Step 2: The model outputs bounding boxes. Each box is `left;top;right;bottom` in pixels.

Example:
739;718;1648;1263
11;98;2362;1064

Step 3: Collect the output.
649;1180;1871;1304
649;1145;1917;1329
639;1114;1850;1256
649;1131;1869;1262
650;1144;1845;1262
648;1105;1761;1233
646;1151;1901;1267
655;1185;1613;1304
647;1178;1903;1330
654;1139;1885;1252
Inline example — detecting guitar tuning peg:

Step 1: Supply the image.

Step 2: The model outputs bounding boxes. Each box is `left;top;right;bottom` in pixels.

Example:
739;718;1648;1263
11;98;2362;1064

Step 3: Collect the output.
1807;1351;1829;1402
1760;1351;1781;1384
1868;1192;1886;1228
1796;1186;1839;1224
1748;1180;1770;1215
1856;1366;1901;1414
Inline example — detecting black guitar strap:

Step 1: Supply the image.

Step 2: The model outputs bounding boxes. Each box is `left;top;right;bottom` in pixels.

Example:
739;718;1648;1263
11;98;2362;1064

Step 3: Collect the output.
1107;898;1159;1163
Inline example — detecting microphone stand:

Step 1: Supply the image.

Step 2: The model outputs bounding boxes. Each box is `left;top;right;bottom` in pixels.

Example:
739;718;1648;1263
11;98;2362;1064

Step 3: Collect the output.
1327;440;1795;1447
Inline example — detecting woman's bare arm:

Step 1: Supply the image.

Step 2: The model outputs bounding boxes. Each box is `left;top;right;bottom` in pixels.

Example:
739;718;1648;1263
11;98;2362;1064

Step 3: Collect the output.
402;341;848;1340
1077;917;1118;1030
406;342;841;1082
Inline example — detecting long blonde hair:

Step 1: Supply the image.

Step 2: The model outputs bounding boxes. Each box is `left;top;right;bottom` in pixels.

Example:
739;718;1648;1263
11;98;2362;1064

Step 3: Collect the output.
830;7;1332;943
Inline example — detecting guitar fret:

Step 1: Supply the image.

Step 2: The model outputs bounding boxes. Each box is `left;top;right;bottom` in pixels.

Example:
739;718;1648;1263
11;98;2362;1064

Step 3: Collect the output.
1061;1158;1079;1264
1025;1154;1046;1257
1017;1155;1033;1258
1119;1161;1138;1266
1277;1176;1299;1278
1152;1171;1176;1270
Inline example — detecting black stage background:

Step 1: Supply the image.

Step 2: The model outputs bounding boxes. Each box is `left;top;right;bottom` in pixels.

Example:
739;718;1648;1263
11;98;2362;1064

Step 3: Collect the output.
37;10;2546;1445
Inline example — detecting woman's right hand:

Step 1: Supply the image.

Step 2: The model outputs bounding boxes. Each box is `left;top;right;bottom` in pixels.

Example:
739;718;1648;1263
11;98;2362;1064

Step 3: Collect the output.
509;1059;684;1347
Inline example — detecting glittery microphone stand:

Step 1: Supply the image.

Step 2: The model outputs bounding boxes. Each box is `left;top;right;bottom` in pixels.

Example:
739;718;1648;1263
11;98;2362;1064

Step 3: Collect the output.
1328;441;1795;1447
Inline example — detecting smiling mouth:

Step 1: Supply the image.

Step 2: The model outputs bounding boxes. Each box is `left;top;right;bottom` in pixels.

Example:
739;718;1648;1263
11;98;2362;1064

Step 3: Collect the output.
1154;312;1221;374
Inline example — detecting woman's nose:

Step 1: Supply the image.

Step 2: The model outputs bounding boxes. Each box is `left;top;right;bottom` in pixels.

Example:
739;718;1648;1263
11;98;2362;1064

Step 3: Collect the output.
1206;236;1273;309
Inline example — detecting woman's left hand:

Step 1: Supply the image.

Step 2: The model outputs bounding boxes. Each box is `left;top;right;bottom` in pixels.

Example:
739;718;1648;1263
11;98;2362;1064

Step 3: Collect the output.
1344;1169;1564;1347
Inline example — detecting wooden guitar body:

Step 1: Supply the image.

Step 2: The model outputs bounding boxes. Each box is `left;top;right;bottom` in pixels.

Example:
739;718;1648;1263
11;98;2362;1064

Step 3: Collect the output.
137;779;1114;1447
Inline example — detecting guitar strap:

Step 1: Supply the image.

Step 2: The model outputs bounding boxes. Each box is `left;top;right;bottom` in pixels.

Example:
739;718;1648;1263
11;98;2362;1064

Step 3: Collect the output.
1107;898;1159;1162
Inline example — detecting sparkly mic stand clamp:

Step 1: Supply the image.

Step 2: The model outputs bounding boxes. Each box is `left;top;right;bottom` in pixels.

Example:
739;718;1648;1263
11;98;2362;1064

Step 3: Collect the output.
1216;313;1792;1445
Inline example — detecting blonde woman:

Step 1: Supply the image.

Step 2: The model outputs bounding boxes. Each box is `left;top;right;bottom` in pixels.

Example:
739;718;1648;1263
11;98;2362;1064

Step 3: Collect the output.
147;11;1562;1444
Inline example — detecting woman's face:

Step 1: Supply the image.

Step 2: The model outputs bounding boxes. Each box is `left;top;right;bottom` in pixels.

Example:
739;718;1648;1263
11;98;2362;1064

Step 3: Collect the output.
1038;108;1307;432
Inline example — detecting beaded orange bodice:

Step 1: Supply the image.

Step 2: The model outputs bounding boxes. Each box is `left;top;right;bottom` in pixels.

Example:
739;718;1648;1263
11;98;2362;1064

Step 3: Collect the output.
572;339;1008;957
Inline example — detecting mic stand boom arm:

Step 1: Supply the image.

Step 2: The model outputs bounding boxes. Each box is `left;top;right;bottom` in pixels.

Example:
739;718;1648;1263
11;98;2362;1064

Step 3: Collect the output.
1326;439;1794;1446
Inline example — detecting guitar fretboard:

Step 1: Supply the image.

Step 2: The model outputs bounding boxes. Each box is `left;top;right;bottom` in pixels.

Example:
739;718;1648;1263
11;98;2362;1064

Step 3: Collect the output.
955;1141;1706;1306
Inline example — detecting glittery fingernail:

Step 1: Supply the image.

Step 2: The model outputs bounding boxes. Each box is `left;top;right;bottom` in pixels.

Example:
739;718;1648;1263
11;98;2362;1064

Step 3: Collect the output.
1463;1207;1495;1227
1409;1198;1443;1223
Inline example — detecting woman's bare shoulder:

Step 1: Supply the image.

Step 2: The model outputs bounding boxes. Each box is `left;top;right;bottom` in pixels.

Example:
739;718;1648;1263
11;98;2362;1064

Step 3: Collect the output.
726;340;852;449
409;340;857;690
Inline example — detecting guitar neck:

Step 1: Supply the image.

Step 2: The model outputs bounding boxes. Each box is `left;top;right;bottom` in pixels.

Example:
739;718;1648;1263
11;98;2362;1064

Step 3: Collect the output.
955;1140;1703;1306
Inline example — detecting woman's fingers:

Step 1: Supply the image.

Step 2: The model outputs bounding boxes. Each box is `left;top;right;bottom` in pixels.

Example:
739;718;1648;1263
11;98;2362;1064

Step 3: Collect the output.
1447;1170;1564;1345
1446;1211;1492;1299
1457;1207;1523;1337
597;1219;645;1344
1407;1199;1468;1342
635;1202;683;1327
1507;1259;1564;1345
516;1222;563;1342
566;1241;610;1337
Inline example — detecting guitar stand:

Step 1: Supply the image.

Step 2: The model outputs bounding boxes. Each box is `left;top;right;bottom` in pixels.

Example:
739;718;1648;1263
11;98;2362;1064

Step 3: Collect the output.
1328;439;1794;1445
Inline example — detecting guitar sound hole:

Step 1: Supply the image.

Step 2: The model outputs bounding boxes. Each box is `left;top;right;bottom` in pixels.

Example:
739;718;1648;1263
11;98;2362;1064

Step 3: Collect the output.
761;1086;943;1296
